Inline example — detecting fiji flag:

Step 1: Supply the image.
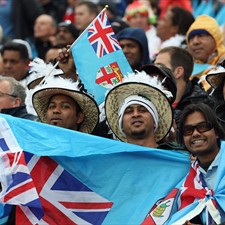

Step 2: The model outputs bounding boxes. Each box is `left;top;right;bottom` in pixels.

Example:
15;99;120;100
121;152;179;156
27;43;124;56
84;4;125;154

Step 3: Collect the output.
71;8;133;105
0;115;190;225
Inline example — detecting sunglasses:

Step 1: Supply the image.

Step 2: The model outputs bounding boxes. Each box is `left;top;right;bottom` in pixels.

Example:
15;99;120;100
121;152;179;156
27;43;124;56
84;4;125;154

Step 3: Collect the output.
182;121;213;136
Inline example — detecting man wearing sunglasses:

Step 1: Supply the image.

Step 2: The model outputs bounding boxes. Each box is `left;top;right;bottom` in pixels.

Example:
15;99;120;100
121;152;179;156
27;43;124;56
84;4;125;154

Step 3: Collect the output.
175;103;225;224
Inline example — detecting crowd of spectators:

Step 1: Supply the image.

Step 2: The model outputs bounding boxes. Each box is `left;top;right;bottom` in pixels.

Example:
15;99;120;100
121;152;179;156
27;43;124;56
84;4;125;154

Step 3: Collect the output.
2;0;225;224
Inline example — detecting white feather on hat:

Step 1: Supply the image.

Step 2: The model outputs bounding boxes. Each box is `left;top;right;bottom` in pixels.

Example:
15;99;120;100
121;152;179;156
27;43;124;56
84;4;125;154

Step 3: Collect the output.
27;58;63;89
122;71;173;98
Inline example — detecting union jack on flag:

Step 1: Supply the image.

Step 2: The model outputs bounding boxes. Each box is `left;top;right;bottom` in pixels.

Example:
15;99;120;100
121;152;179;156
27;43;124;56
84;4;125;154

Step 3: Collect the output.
0;119;113;225
17;154;113;225
0;138;43;224
88;9;121;58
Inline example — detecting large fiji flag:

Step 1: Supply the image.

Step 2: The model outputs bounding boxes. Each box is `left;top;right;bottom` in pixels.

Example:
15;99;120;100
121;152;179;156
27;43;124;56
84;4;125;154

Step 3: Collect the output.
71;8;133;105
0;115;190;224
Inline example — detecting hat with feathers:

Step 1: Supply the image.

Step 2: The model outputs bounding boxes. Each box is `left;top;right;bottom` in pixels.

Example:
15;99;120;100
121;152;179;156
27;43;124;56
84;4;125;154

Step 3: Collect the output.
32;76;99;133
105;71;173;142
28;58;63;89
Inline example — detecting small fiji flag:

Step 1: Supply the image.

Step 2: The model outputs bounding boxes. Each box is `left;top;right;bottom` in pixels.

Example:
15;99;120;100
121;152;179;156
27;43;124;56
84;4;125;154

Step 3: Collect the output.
71;7;132;105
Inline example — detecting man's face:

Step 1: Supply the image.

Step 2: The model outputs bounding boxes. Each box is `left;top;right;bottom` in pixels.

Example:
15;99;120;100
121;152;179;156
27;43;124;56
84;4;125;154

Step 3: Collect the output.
187;34;216;63
122;104;155;139
56;27;75;46
156;10;177;41
119;39;142;70
128;13;149;30
75;5;96;31
46;94;84;130
34;15;56;40
183;111;219;163
0;80;18;111
2;50;29;80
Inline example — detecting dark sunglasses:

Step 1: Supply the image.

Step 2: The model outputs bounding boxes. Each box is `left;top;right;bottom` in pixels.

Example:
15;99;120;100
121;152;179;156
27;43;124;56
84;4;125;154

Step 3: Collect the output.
182;121;213;136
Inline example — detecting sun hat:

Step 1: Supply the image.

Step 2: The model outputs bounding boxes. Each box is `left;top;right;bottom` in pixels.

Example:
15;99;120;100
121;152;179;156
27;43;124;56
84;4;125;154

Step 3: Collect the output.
32;76;99;133
206;64;225;89
28;58;63;90
139;64;177;104
105;71;173;142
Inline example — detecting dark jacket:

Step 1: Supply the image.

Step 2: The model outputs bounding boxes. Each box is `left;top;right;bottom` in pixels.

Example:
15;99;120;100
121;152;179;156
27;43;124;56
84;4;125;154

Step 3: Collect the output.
34;38;53;60
157;142;186;151
1;105;37;121
12;0;43;39
174;80;214;124
92;120;113;139
116;27;151;70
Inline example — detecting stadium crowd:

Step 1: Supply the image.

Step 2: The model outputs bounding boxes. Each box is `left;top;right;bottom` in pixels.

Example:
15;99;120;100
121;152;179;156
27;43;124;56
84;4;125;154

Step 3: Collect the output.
1;0;225;224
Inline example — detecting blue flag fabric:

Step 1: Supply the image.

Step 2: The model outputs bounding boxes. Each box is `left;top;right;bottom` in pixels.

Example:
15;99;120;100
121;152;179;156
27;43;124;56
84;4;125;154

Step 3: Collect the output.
0;114;190;224
71;9;133;105
191;63;213;77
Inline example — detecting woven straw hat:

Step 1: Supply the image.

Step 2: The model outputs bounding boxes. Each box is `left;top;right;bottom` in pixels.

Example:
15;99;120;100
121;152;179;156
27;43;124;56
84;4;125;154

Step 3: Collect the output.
206;65;225;89
32;76;99;133
105;71;173;142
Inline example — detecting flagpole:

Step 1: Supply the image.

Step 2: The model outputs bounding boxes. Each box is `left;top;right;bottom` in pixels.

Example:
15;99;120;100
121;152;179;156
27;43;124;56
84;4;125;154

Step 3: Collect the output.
39;6;108;85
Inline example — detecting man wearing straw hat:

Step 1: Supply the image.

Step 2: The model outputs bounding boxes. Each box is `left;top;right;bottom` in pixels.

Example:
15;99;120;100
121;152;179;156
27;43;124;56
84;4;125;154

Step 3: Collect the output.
6;72;100;225
32;75;99;133
104;70;174;148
